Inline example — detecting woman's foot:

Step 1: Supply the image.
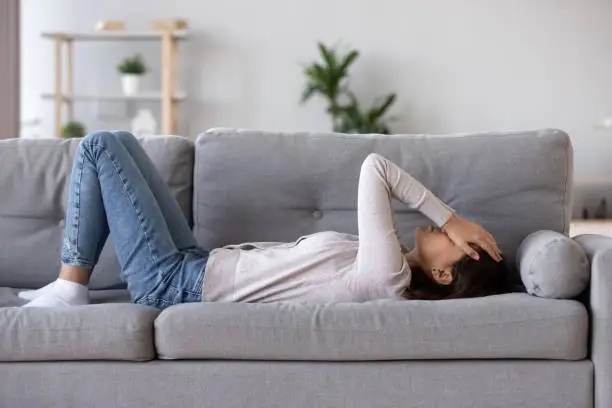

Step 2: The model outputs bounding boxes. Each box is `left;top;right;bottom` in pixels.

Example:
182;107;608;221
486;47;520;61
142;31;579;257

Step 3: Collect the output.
20;279;89;307
18;279;61;301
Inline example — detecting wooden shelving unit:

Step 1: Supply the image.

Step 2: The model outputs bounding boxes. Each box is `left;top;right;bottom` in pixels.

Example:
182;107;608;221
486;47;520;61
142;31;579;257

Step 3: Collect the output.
41;92;187;103
41;30;188;137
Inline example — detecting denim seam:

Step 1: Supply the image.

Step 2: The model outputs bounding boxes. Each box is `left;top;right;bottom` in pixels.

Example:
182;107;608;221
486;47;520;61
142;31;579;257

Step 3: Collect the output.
156;251;203;298
90;142;163;302
164;274;202;298
193;262;204;295
61;256;95;269
137;296;172;309
66;151;85;261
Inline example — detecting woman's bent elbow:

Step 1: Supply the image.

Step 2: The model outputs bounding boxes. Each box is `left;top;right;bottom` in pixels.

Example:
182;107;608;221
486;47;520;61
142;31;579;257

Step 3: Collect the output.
361;153;387;174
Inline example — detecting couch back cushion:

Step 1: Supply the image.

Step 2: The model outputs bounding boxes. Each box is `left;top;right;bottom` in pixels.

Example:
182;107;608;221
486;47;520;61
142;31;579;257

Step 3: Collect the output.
194;128;572;274
0;136;194;289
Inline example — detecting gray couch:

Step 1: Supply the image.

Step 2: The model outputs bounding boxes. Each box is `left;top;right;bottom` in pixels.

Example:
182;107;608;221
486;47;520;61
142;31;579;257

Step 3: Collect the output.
0;128;609;408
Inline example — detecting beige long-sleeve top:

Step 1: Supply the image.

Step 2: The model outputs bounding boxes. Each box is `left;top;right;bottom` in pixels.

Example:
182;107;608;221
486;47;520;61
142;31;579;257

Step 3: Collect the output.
201;154;454;303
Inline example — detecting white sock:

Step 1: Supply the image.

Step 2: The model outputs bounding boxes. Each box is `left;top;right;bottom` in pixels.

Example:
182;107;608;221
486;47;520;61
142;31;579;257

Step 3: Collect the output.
18;280;61;301
21;279;89;308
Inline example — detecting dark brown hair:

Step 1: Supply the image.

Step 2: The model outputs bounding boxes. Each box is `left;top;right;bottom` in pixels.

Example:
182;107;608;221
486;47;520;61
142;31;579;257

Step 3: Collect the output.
404;249;509;300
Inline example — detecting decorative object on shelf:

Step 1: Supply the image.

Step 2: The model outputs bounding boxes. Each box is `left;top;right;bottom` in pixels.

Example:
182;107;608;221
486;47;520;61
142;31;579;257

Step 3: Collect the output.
301;42;397;134
61;121;86;138
118;54;147;96
95;21;125;31
151;19;188;31
131;109;157;137
41;27;186;137
595;198;608;219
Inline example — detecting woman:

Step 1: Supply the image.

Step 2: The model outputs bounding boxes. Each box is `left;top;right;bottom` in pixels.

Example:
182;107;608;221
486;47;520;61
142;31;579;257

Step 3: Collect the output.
20;131;507;308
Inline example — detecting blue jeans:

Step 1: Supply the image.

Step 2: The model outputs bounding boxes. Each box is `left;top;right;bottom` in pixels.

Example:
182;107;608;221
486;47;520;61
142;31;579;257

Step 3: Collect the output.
61;131;208;309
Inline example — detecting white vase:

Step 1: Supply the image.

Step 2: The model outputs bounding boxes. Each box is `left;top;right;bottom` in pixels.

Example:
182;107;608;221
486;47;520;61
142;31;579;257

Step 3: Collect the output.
131;109;157;137
121;74;141;96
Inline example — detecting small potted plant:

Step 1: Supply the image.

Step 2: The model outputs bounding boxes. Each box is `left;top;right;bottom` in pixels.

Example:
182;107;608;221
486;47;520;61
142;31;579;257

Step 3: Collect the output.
117;54;147;96
61;121;86;139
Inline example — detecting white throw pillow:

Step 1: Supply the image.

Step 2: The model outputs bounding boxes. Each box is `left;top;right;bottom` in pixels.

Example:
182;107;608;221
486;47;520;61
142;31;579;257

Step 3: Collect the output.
517;230;589;299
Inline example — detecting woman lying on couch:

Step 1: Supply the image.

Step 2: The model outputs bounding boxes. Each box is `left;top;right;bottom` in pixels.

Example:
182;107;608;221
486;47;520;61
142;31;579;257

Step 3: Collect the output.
20;131;507;308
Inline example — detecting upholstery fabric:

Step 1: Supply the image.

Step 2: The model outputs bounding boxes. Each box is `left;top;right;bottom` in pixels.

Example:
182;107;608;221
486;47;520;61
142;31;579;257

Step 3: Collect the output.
0;287;26;307
0;129;594;408
1;286;132;308
517;230;590;298
155;293;587;361
0;288;157;361
194;128;572;277
0;136;194;289
575;234;612;408
0;360;592;408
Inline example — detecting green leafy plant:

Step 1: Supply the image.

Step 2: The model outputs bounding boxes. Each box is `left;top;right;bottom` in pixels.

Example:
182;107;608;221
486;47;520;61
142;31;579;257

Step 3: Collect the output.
117;54;147;75
301;43;397;134
61;121;86;139
334;93;397;134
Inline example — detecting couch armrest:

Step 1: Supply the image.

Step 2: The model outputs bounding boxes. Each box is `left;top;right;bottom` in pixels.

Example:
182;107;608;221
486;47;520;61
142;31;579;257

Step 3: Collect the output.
574;234;612;408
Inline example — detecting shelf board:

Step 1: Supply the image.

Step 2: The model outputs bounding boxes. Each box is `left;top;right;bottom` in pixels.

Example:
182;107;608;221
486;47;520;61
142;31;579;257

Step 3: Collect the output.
41;30;188;41
41;92;187;102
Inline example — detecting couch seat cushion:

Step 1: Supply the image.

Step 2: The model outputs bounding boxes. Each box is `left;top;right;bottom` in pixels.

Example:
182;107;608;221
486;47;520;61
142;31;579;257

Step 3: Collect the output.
0;288;159;361
155;293;587;361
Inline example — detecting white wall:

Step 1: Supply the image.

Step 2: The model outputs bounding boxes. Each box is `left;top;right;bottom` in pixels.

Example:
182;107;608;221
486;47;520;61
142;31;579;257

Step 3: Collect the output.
21;0;612;178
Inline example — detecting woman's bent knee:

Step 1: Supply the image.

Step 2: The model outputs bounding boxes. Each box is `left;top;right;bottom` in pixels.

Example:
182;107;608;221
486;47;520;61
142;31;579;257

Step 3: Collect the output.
81;131;123;152
112;131;138;143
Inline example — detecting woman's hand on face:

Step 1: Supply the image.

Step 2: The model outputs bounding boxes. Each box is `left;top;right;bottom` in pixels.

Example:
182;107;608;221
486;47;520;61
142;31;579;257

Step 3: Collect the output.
441;214;503;262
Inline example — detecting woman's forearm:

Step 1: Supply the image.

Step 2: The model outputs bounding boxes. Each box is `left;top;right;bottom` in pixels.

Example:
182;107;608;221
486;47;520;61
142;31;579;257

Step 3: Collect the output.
367;154;454;227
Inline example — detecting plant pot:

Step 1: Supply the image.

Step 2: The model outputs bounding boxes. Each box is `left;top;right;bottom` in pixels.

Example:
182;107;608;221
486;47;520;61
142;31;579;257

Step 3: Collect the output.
121;74;141;96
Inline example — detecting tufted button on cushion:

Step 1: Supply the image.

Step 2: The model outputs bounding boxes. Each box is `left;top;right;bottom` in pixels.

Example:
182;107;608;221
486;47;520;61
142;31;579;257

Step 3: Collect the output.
312;210;323;220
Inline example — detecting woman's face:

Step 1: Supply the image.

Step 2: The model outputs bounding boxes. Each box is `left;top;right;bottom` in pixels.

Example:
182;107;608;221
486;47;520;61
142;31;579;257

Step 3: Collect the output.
414;226;466;283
